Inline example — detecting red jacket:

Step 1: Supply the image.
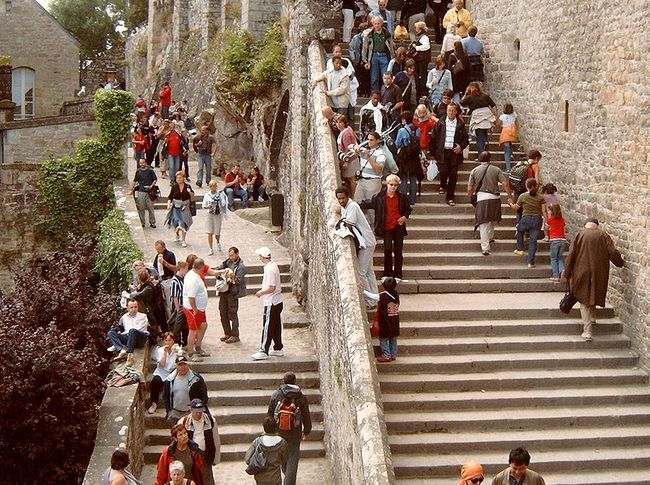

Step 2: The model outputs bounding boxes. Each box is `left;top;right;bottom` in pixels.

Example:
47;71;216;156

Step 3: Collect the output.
160;86;172;107
155;441;204;485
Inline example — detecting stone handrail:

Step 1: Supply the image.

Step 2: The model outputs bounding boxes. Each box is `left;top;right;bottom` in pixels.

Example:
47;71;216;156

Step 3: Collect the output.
305;40;395;485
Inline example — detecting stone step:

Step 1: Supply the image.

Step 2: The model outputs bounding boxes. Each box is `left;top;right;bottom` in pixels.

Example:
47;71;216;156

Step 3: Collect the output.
381;385;650;412
373;334;631;356
385;403;650;434
391;445;650;479
402;226;517;240
153;199;269;211
374;349;637;374
390;424;650;456
145;422;326;446
202;371;321;391
372;251;550;265
407;213;517;226
189;357;319;374
374;265;562;280
207;388;322;406
204;272;292;285
401;470;650;485
376;238;547;251
410;193;507;204
408;202;511;215
143;440;326;463
388;278;564;294
378;367;647;393
397;318;622;338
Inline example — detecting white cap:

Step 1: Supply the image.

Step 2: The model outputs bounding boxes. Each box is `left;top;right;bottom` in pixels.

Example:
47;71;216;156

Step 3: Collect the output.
255;246;272;258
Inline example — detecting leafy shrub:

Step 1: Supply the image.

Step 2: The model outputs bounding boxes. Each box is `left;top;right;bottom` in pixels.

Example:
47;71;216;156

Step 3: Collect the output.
38;89;132;242
214;22;286;108
0;237;117;483
96;208;144;294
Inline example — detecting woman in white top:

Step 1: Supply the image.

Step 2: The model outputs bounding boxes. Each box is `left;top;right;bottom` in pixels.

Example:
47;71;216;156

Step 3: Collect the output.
148;332;180;414
427;54;453;105
441;24;461;66
202;179;228;255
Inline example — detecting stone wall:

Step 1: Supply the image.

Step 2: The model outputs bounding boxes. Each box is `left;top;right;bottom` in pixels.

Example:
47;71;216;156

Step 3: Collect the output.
80;42;127;94
282;2;395;474
471;0;650;366
0;0;80;118
0;163;45;287
189;0;222;51
241;0;281;38
0;115;96;165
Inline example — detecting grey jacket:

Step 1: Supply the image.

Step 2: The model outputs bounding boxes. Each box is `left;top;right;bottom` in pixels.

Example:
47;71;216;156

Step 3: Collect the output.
216;256;247;298
361;27;395;65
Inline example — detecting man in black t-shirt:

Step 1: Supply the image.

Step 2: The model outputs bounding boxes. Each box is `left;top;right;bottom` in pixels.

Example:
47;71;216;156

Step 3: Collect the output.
380;71;404;127
132;158;158;228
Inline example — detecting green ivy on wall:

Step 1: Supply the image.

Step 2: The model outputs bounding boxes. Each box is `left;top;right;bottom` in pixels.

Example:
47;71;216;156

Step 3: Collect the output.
38;89;133;242
95;208;143;295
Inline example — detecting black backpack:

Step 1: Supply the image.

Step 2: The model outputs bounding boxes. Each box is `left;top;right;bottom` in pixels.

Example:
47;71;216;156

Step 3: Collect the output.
508;162;530;195
397;126;420;174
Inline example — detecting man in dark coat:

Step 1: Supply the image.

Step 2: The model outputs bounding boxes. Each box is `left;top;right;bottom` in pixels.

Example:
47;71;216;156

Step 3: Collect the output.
563;218;625;341
429;102;468;206
360;174;412;280
266;373;312;485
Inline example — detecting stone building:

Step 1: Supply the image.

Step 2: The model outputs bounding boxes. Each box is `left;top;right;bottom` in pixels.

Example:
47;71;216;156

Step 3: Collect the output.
0;0;80;119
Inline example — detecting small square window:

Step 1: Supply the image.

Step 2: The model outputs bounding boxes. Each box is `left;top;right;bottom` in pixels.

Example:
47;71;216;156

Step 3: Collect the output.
5;1;12;14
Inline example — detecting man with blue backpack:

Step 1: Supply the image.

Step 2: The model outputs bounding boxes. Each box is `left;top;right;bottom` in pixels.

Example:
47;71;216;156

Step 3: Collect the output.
395;110;421;205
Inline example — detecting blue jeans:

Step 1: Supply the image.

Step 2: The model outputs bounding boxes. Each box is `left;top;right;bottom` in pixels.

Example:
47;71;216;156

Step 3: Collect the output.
516;215;543;264
197;154;212;186
550;239;566;278
167;155;181;177
400;173;417;205
225;187;248;209
107;328;149;353
370;52;389;92
475;128;488;157
380;337;398;358
503;141;513;172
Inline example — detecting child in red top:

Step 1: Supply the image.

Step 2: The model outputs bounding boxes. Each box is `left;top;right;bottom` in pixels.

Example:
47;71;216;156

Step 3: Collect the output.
132;126;147;162
547;204;566;282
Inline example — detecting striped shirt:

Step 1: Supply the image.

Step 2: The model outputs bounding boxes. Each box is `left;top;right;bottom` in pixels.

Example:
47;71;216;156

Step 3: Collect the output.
444;117;457;149
169;275;184;311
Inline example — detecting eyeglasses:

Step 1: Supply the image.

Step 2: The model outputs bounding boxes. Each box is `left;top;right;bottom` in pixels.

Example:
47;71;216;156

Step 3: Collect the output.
469;478;484;484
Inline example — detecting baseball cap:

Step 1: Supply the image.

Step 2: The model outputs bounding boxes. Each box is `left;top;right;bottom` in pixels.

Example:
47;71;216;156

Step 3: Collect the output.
190;399;206;412
256;247;272;258
175;355;189;365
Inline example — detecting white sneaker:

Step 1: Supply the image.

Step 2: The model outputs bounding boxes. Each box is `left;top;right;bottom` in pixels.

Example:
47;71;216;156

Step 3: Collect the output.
106;345;116;352
147;402;157;414
581;332;593;341
207;249;214;256
269;350;284;357
181;241;188;248
251;351;269;360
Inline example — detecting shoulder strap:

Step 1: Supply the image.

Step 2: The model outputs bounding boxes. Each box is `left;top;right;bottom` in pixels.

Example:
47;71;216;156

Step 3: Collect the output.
474;163;491;193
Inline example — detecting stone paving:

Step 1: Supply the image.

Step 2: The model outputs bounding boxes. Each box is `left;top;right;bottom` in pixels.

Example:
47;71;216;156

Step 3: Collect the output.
118;156;332;484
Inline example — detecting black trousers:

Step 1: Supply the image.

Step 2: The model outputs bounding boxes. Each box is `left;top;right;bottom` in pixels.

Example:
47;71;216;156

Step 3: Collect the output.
439;149;460;201
383;229;405;279
219;292;240;338
431;2;446;43
260;302;283;354
150;375;164;405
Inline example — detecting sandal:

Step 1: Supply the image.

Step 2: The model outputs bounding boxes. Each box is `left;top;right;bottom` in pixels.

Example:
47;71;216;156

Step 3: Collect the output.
439;188;446;194
447;200;456;206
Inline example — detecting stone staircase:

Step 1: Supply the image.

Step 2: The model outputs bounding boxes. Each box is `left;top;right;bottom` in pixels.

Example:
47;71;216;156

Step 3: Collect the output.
138;262;327;483
369;134;650;483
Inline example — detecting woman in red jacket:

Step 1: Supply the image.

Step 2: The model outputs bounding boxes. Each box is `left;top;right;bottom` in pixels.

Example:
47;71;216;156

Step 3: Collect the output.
156;424;204;485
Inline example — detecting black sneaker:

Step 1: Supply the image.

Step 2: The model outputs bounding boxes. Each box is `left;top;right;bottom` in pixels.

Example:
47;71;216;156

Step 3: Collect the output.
150;223;156;228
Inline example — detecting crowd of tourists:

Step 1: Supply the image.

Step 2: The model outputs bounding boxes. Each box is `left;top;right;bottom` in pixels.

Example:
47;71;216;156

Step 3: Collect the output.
103;4;626;482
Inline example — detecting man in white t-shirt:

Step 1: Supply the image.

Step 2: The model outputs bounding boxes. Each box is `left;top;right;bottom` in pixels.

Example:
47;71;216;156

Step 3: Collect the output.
251;247;284;361
182;258;209;362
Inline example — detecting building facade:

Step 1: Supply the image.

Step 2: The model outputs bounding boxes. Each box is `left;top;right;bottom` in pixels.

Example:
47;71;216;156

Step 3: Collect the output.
0;0;80;119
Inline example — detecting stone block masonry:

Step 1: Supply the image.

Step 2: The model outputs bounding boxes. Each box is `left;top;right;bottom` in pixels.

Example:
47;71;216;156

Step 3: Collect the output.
471;0;650;367
241;0;281;38
0;0;80;118
0;115;96;165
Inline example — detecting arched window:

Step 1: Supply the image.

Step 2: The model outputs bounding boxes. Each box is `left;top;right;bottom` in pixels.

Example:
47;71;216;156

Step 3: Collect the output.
12;67;35;119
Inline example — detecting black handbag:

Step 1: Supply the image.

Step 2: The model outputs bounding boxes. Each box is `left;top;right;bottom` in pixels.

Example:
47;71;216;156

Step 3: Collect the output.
189;199;197;216
245;438;268;475
559;291;578;314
